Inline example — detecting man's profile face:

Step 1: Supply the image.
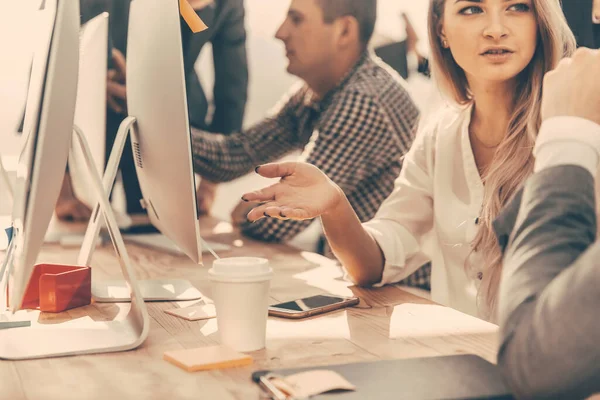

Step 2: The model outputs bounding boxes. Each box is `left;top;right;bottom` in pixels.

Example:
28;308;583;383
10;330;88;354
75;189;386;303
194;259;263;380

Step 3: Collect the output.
275;0;338;79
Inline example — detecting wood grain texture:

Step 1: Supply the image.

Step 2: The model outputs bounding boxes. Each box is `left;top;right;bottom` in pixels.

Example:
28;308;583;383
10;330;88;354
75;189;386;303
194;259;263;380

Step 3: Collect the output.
0;217;498;399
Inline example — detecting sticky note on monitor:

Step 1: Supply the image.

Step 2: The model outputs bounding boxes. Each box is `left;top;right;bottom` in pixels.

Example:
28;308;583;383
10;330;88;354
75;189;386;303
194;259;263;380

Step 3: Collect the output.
179;0;209;33
164;345;252;372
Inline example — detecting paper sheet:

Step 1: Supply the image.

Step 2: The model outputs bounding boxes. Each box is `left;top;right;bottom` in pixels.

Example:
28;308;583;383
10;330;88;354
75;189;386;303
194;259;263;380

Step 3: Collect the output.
164;304;216;321
272;370;357;398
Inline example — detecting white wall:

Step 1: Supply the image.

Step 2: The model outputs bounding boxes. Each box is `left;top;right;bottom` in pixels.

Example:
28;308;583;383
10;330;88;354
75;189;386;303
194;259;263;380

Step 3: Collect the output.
0;1;42;154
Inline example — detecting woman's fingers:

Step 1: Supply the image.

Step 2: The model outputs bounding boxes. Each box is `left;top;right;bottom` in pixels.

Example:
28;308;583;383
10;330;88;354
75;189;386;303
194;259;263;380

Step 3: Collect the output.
246;203;311;223
263;206;287;219
247;204;289;222
254;162;298;179
279;207;311;220
241;183;278;203
246;203;275;222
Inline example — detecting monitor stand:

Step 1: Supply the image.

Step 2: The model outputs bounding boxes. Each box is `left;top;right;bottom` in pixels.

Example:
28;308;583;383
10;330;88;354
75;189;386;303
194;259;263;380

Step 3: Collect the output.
0;124;149;359
76;117;202;303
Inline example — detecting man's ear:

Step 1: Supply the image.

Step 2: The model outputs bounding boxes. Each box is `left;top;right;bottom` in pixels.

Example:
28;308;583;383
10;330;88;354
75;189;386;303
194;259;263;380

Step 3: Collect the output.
335;16;361;49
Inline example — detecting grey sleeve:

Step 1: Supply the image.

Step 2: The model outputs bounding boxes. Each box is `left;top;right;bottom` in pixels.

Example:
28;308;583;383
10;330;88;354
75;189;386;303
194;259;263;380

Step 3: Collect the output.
494;165;600;399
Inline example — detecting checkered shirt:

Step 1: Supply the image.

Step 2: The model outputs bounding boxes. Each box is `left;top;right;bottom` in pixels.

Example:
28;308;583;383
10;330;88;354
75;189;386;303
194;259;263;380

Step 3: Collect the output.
192;52;431;289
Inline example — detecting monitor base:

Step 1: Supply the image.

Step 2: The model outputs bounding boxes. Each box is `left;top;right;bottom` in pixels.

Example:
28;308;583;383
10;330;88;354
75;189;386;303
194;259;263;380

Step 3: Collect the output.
77;116;204;303
0;122;149;359
0;312;147;360
93;278;202;302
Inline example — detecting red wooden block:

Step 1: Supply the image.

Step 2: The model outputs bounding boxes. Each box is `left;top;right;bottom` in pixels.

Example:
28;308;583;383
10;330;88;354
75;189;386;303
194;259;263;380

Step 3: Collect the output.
20;263;92;313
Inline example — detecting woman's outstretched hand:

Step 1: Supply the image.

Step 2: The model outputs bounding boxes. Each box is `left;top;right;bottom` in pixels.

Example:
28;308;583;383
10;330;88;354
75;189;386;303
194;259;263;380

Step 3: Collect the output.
242;162;345;222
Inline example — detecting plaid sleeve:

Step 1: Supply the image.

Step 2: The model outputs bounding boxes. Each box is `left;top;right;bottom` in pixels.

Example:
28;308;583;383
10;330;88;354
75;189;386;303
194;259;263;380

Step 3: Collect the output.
191;86;303;182
241;90;411;242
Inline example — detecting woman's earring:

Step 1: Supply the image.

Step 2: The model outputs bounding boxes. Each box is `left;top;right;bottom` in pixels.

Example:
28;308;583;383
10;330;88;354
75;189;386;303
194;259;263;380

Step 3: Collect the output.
442;39;449;48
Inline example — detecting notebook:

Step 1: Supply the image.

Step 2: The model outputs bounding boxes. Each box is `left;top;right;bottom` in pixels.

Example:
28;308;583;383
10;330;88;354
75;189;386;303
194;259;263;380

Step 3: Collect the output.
252;354;514;400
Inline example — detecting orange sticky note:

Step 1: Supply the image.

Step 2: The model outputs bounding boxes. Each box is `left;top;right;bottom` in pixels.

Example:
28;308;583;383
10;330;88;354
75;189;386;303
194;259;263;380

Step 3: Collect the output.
179;0;209;33
164;345;253;372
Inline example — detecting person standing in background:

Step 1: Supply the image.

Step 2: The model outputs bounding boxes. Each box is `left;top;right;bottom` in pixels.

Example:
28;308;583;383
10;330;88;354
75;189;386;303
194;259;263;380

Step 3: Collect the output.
55;0;249;220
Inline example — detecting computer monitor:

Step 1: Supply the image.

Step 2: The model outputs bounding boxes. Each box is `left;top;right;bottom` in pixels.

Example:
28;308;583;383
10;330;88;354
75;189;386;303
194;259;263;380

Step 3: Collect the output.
69;12;109;210
0;1;148;360
73;0;205;302
6;0;79;311
126;0;203;264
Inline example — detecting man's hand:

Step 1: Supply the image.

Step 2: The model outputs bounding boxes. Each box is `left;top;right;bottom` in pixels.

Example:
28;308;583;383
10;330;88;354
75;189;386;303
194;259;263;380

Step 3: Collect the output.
230;199;254;226
55;172;92;222
196;179;218;216
542;48;600;125
55;196;92;222
107;48;127;115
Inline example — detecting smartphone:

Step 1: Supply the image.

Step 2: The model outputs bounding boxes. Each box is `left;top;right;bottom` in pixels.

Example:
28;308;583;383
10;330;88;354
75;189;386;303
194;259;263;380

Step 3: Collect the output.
268;294;359;319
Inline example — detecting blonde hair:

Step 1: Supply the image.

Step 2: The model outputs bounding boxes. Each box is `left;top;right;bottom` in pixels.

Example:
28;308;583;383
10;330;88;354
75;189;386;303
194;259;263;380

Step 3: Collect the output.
427;0;576;318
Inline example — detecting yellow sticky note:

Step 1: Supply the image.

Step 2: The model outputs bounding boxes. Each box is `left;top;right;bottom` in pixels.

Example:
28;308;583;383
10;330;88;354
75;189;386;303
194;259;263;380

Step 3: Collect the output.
164;345;253;372
179;0;209;33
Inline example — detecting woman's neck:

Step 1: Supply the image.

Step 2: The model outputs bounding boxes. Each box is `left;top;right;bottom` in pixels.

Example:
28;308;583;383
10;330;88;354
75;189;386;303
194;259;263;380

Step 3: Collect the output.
469;79;516;147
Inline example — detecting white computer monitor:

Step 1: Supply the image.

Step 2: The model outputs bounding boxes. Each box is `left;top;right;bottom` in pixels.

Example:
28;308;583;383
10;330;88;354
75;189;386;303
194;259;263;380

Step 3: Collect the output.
69;12;109;210
0;1;148;360
126;0;203;264
7;0;80;311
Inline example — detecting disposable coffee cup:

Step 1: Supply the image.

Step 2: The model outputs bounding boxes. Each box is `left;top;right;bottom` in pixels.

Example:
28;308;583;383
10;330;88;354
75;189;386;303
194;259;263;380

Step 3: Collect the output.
208;257;273;352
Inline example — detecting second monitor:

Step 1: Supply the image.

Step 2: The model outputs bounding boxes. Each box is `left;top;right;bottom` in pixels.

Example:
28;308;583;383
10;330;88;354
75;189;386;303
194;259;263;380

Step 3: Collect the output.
78;0;211;302
126;0;203;263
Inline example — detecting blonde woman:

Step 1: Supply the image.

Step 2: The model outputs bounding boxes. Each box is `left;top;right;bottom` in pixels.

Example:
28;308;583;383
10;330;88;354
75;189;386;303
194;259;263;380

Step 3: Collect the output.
241;0;576;320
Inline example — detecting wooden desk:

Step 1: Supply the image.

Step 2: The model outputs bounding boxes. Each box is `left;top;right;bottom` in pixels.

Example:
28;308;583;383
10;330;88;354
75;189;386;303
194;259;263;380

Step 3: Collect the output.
0;217;498;400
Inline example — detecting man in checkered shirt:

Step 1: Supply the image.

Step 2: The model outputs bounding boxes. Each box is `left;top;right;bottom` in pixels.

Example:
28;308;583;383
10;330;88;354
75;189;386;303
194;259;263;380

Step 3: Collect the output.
191;0;430;289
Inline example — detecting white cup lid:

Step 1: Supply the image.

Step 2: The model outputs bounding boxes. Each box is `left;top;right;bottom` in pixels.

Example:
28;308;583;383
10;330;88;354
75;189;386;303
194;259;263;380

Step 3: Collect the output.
210;257;271;277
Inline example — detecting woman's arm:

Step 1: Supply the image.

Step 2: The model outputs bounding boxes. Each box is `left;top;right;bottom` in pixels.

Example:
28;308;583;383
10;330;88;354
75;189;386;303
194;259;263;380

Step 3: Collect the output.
244;125;436;286
321;194;385;286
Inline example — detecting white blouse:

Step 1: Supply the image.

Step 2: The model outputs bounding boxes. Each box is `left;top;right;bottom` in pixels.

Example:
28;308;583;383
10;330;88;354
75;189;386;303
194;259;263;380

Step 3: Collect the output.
362;105;487;318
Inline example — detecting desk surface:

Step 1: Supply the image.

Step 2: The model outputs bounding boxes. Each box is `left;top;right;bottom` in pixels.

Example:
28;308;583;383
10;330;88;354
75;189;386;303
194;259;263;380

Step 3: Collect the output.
0;217;498;400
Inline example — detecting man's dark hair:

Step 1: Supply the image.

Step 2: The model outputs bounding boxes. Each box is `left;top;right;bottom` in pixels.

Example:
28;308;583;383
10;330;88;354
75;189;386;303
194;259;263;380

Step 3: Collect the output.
316;0;377;47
